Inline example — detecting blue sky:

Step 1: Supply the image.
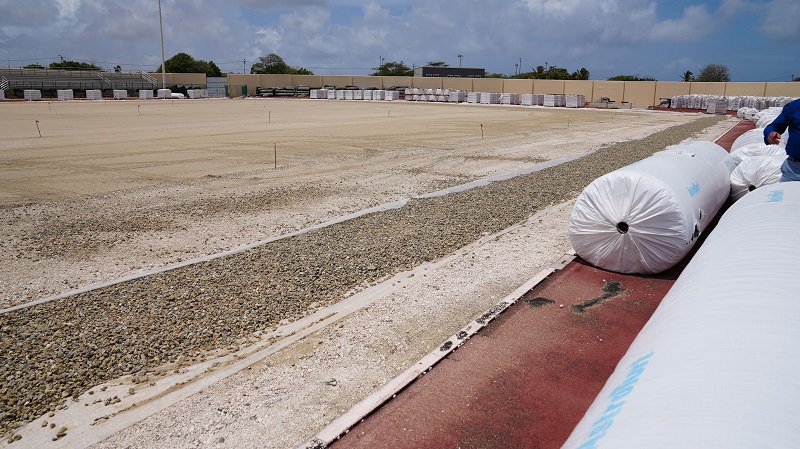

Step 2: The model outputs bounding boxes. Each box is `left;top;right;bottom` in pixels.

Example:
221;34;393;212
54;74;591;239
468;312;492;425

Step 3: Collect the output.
0;0;797;82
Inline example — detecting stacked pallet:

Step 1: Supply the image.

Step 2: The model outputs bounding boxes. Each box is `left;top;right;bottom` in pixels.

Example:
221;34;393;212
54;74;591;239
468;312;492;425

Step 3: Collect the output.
139;90;154;100
706;99;727;114
566;95;586;108
522;94;545;106
500;93;519;105
543;94;566;107
57;89;74;101
0;90;4;101
467;92;482;103
157;88;171;99
480;92;500;104
24;89;42;101
113;90;128;100
86;89;102;100
448;90;466;102
385;90;401;100
373;90;386;100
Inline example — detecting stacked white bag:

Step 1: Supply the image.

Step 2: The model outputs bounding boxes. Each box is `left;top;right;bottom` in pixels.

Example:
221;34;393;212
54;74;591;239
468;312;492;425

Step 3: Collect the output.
568;141;734;274
561;182;800;449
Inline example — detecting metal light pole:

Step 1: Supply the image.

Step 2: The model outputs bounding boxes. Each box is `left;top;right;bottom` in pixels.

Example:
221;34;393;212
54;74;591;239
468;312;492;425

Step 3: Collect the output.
519;58;522;74
158;0;166;89
458;54;463;67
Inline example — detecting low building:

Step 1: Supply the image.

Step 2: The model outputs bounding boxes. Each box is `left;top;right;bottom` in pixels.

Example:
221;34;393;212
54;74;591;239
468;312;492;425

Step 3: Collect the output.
413;66;485;78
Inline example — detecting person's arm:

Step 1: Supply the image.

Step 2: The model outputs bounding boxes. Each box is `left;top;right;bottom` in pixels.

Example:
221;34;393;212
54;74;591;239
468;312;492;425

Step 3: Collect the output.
764;103;795;145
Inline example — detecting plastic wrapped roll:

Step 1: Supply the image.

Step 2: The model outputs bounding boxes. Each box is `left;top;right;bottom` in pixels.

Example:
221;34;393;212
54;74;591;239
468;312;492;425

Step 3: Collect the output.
562;182;800;449
729;154;785;201
730;128;766;152
730;143;785;165
568;141;734;274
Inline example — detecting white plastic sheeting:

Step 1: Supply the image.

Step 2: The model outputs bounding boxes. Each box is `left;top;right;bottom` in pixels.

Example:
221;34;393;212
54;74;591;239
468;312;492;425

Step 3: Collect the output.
561;182;800;449
729;143;785;165
729;154;784;201
568;141;734;274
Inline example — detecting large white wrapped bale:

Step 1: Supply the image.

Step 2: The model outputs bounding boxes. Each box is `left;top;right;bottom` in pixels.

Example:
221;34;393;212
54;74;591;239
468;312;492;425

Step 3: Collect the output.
729;154;785;201
730;143;785;165
730;128;766;152
562;182;800;449
568;141;734;274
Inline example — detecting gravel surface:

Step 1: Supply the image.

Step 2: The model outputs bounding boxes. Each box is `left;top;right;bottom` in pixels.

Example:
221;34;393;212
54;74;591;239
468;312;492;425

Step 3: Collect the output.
0;113;728;443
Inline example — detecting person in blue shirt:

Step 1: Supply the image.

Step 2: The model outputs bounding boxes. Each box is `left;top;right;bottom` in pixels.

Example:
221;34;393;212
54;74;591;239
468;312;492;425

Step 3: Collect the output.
764;98;800;182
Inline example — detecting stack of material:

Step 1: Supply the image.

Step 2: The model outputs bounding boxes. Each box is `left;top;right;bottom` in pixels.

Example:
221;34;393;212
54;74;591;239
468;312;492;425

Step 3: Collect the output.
0;90;4;101
157;89;171;99
467;92;482;103
335;90;345;100
362;90;373;100
500;93;519;105
353;90;363;100
86;89;102;100
113;90;128;100
448;91;466;103
522;94;545;106
139;90;154;100
480;92;500;104
385;91;400;100
24;90;42;101
344;90;354;100
566;95;586;108
310;89;325;99
707;99;727;114
544;94;566;107
57;89;74;101
373;90;385;100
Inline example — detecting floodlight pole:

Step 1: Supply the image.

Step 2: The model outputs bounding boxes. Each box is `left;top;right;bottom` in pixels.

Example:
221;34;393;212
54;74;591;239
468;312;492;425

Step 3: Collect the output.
158;0;166;89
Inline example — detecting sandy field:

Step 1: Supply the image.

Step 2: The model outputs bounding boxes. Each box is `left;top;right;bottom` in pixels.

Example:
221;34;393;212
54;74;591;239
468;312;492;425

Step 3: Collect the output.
0;98;736;448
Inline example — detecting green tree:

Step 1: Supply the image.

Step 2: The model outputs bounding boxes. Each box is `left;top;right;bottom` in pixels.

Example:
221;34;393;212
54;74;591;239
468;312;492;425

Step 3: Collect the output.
50;60;101;70
517;65;589;80
251;53;290;74
681;70;694;82
695;64;731;82
157;53;223;76
370;61;413;76
607;74;656;81
23;64;46;69
426;61;448;67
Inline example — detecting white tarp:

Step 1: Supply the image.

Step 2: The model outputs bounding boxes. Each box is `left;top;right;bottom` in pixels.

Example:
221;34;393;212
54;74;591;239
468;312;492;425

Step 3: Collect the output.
729;154;785;201
730;143;785;165
561;182;800;449
568;141;734;274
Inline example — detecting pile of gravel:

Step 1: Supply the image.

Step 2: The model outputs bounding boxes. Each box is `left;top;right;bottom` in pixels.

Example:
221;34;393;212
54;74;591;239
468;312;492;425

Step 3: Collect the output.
0;115;726;437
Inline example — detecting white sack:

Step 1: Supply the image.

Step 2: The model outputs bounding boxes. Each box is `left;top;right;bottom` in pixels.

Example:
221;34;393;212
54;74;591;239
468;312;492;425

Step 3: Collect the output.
729;143;785;165
729;154;785;201
561;182;800;449
568;141;734;274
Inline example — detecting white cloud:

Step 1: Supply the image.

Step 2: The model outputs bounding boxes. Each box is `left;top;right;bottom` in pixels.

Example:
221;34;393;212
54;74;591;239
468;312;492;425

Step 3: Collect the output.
761;0;800;39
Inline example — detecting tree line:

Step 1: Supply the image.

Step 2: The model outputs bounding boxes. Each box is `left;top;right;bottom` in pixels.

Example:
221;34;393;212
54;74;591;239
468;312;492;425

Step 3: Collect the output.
21;53;747;82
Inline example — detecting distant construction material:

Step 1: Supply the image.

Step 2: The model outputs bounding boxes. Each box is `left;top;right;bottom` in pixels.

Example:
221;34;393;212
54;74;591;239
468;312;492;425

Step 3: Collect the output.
139;90;154;100
86;90;102;100
24;90;42;101
57;90;74;101
113;90;128;100
568;141;734;274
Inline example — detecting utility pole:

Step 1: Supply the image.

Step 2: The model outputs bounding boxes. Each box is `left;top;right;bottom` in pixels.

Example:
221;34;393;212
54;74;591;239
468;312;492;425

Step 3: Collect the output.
243;59;246;74
519;58;522;75
158;0;166;88
458;54;463;67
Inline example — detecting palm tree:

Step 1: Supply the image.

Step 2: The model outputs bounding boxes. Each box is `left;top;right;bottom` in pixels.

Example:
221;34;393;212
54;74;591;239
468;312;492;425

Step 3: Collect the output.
681;70;694;82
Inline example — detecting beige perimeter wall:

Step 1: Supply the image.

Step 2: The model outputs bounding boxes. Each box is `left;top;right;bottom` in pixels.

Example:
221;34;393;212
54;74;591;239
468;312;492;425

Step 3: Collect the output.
223;73;800;106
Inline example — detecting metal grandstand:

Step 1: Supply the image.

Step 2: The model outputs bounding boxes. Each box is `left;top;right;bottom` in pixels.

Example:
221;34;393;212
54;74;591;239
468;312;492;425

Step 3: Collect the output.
0;68;159;96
